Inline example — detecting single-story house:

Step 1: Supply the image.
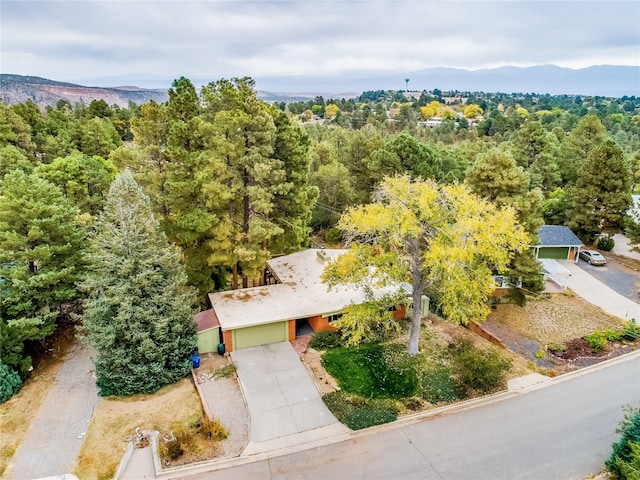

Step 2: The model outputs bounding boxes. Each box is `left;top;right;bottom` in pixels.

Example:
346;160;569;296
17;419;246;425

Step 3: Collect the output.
204;249;413;353
532;225;584;262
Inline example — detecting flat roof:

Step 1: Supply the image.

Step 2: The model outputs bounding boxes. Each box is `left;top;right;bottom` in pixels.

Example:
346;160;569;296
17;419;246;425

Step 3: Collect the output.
209;249;372;330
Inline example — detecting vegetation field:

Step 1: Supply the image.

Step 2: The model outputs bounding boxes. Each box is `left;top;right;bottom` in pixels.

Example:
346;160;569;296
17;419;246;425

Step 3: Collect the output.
312;317;526;430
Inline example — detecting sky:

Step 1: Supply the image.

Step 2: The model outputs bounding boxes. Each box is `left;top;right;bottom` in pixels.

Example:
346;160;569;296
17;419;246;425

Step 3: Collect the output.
2;0;639;88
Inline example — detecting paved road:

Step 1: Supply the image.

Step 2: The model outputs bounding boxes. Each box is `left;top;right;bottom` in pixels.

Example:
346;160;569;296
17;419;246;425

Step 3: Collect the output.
7;343;99;480
577;255;640;302
184;352;640;480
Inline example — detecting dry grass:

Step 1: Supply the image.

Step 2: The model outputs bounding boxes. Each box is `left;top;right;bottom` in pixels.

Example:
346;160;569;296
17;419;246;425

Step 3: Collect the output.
490;292;625;346
0;329;74;479
74;377;216;480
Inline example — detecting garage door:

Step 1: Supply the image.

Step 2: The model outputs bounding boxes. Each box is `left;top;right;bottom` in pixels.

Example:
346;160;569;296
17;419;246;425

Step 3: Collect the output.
538;247;570;259
233;322;288;350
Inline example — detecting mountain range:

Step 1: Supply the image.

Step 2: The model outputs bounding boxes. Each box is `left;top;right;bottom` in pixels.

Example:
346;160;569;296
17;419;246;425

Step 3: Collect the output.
2;65;639;108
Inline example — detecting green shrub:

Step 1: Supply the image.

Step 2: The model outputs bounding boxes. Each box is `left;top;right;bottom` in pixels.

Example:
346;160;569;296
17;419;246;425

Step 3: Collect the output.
448;339;511;397
622;321;640;342
584;331;609;352
597;234;615;252
326;228;343;243
322;391;397;430
418;365;459;404
309;330;343;350
606;408;640;479
372;344;418;398
0;362;22;403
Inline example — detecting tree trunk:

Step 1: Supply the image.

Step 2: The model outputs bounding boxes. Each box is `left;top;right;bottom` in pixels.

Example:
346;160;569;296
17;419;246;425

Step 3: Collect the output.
407;237;424;355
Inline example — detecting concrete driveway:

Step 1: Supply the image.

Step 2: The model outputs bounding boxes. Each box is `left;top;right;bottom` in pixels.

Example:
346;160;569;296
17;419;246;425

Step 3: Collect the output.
230;342;348;455
561;260;640;322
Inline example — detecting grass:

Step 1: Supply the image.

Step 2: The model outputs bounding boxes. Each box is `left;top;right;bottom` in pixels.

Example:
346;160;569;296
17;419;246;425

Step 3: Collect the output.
318;320;514;429
0;328;74;478
74;376;214;480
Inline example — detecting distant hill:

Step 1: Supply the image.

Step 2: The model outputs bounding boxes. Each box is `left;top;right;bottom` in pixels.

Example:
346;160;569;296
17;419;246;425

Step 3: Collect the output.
253;65;640;98
0;74;169;107
2;65;639;108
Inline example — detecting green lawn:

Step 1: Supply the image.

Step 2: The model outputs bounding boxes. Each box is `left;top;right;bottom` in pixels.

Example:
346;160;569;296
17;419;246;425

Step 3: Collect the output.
319;326;512;430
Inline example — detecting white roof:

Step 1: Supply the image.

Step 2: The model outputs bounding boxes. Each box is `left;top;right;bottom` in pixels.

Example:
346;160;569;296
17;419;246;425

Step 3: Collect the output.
539;258;571;276
209;249;373;330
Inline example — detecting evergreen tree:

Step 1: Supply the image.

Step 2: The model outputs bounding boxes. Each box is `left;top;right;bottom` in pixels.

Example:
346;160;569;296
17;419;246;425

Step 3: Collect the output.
79;170;197;396
0;171;86;376
465;149;544;303
568;140;633;242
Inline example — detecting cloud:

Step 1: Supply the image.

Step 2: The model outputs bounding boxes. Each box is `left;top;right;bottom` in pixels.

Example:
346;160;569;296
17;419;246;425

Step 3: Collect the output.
1;0;638;85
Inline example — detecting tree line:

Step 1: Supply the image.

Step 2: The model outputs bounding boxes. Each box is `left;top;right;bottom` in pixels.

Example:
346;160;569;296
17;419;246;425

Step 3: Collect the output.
0;77;636;398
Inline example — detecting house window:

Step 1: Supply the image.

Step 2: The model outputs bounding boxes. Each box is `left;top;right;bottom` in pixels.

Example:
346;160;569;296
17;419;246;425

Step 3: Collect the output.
327;313;343;323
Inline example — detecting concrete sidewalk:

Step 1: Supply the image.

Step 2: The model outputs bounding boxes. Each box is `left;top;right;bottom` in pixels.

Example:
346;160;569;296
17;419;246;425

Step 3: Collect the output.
231;342;349;455
561;260;640;321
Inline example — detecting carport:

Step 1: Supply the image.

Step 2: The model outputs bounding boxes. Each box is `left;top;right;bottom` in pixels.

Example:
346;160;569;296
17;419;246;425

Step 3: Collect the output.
539;258;571;290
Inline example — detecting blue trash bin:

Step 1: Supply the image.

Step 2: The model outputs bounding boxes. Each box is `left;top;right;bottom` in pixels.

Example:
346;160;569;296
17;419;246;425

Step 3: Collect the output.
191;354;201;368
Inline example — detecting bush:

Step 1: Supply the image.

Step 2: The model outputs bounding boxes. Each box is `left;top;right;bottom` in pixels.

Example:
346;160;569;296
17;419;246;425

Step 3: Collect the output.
597;234;615;251
448;339;511;397
622;321;640;342
326;228;343;243
199;416;228;441
584;331;616;352
309;330;343;350
165;441;184;461
322;391;397;430
418;365;459;404
606;408;640;479
0;362;23;403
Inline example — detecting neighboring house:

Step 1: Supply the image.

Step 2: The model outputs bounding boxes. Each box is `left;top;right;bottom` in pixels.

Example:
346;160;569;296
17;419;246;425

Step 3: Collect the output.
533;225;584;261
533;225;584;290
492;225;583;293
204;249;410;353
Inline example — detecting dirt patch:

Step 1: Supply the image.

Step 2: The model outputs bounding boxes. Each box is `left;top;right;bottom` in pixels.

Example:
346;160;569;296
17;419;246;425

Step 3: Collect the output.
293;336;341;395
486;293;625;345
483;292;636;374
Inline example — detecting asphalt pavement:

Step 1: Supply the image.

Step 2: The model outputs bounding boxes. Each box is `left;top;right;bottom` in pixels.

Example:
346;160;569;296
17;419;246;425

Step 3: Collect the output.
7;343;99;480
171;350;640;480
577;256;639;301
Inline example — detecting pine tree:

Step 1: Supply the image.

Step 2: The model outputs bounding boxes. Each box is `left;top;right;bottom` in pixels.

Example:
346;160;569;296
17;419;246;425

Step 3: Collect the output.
465;149;545;303
568;140;633;242
0;171;86;376
79;170;197;396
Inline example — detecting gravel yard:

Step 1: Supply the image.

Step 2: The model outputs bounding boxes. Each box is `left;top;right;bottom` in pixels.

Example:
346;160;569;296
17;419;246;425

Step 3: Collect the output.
195;353;249;458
